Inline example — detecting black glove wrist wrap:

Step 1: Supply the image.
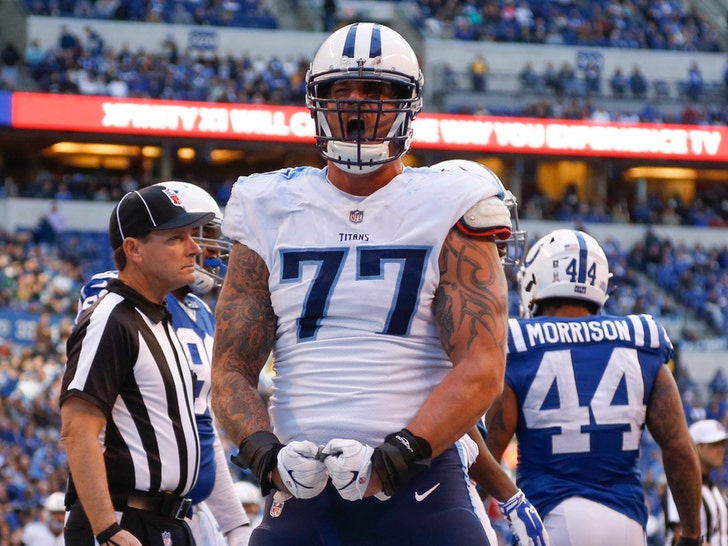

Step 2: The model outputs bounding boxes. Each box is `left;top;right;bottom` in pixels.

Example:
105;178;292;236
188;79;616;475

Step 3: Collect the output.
230;430;284;496
372;428;432;496
675;538;702;546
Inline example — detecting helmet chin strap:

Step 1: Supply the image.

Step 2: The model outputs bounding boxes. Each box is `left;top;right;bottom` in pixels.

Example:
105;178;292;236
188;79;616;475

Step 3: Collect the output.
328;141;388;174
318;109;410;174
189;268;216;294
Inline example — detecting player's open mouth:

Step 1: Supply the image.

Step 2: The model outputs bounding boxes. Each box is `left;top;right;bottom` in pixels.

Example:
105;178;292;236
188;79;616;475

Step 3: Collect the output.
346;117;365;139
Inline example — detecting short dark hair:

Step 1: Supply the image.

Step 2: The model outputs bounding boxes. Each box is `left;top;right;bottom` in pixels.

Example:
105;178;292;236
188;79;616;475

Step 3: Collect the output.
534;297;600;316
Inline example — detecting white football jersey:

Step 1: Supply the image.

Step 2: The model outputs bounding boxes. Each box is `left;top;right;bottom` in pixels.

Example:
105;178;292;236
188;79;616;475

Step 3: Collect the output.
223;166;501;446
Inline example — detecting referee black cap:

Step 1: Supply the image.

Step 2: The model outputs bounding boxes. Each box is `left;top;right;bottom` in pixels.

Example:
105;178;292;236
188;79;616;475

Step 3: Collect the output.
109;184;215;250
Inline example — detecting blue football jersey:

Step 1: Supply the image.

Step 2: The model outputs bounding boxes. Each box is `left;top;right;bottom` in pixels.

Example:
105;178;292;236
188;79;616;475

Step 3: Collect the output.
506;313;673;528
77;271;217;503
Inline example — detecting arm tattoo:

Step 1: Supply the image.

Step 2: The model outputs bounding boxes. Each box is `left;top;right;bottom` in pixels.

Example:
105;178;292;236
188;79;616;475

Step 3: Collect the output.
212;244;277;439
484;387;516;459
435;229;508;356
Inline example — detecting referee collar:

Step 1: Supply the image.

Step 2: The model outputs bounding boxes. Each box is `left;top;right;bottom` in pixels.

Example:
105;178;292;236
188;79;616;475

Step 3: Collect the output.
106;278;171;324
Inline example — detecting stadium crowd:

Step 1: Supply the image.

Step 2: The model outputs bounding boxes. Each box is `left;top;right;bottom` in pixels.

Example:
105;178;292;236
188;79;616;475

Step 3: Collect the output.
18;0;724;54
416;0;724;52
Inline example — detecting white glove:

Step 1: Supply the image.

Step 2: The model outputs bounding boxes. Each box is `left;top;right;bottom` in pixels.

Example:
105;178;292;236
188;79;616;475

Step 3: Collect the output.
224;524;254;546
276;441;329;499
322;438;374;501
498;489;549;546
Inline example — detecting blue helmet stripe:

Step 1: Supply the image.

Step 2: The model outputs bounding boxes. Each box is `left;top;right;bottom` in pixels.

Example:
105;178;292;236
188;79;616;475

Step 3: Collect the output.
370;24;382;57
574;231;588;283
343;23;358;58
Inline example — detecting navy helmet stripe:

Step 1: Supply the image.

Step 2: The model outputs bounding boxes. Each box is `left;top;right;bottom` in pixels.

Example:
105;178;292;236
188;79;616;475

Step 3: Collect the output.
370;24;382;57
343;23;358;57
574;231;588;283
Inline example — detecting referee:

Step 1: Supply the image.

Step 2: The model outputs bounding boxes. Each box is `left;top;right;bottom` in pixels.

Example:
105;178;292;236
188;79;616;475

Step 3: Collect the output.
60;185;214;546
664;419;728;546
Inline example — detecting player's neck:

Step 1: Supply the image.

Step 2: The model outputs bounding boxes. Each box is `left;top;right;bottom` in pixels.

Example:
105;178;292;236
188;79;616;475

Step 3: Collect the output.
544;304;592;318
327;161;403;196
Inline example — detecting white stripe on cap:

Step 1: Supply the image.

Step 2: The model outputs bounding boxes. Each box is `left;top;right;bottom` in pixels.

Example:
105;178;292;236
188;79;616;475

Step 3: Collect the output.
134;189;159;228
115;191;134;241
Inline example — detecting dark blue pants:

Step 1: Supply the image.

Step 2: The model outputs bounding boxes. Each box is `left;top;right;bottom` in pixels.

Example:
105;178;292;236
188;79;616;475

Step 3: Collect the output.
250;445;491;546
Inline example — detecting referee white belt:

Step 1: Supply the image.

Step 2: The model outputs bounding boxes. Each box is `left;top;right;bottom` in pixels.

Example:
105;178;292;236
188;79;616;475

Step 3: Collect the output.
114;490;192;520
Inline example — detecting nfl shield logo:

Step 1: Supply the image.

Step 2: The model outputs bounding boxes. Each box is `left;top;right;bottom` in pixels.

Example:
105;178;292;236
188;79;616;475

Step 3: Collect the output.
162;531;173;545
163;188;184;207
349;210;364;223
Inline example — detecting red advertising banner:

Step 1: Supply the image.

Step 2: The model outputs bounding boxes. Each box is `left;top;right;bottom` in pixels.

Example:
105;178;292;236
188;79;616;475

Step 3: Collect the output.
11;92;728;162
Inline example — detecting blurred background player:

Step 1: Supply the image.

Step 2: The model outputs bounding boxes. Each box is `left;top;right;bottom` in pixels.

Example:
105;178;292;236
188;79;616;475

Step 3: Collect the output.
235;480;265;529
431;159;548;546
212;22;510;545
485;228;702;546
21;491;66;546
664;419;728;545
76;181;252;545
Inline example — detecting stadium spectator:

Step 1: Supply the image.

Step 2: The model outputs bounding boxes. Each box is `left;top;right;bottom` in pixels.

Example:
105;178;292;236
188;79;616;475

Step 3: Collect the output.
629;65;648;99
583;60;601;95
1;42;21;90
518;61;541;92
685;61;704;102
469;52;489;92
32;203;66;248
21;491;65;546
609;67;629;98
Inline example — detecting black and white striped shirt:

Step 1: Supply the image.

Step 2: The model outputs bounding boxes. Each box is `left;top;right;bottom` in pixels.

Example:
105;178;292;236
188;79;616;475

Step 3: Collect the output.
61;279;200;498
664;478;728;546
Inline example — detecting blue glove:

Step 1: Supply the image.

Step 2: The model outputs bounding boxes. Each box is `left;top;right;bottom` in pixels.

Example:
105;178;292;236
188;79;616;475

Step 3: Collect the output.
498;489;549;546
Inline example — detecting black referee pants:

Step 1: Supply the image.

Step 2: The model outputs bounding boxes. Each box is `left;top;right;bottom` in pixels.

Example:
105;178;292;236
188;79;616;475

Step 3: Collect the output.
65;503;196;545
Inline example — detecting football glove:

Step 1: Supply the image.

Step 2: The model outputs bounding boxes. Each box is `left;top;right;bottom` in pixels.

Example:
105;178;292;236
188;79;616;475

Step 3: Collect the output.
498;489;549;546
276;441;329;499
372;429;432;497
322;439;375;501
231;431;283;496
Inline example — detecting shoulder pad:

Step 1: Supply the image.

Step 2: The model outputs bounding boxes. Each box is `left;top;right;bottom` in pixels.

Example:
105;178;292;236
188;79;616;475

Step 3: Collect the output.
457;196;512;240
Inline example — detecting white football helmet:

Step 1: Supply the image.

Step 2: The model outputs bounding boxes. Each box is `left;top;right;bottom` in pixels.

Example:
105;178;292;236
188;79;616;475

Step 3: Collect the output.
430;159;527;266
154;181;230;294
44;491;66;513
305;22;424;174
518;229;611;317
